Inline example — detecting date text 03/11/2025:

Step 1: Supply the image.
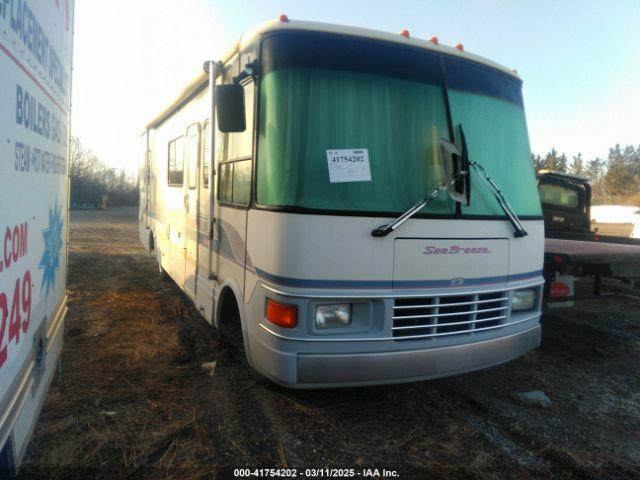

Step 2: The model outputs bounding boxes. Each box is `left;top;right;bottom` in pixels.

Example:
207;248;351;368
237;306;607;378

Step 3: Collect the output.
233;467;400;478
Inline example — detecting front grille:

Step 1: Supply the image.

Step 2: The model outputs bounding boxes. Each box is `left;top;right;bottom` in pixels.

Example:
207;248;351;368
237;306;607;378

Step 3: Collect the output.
392;291;510;340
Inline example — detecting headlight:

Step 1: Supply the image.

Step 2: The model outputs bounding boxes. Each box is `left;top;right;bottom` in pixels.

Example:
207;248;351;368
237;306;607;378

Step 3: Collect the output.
315;304;352;329
512;288;536;311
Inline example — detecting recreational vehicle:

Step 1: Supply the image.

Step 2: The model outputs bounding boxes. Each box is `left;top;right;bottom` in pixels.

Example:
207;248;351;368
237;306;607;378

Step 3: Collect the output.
0;0;74;473
139;18;544;388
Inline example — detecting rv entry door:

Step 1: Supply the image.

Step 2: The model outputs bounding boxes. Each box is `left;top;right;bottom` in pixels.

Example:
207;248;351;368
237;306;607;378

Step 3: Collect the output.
184;123;201;299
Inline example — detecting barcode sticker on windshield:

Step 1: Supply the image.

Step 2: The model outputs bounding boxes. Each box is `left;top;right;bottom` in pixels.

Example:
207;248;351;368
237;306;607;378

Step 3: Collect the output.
326;149;372;183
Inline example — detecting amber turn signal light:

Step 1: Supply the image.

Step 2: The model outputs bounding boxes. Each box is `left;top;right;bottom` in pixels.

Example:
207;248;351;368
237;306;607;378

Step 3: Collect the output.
266;299;297;328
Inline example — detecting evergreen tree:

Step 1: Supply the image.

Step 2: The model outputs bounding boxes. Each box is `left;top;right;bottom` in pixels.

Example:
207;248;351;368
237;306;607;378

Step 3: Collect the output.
604;144;636;199
532;153;544;172
531;144;640;203
623;145;640;177
557;153;568;173
543;148;559;171
585;158;604;181
585;157;605;202
570;153;584;176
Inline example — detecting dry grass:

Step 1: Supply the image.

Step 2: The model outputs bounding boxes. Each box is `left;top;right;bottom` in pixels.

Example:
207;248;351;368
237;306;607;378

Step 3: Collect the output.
18;208;640;479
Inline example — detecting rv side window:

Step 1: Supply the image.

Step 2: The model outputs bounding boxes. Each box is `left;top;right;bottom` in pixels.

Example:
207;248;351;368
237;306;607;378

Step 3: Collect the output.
167;136;184;186
219;162;233;202
232;160;251;205
202;121;210;188
226;82;254;159
218;159;251;206
186;124;200;189
217;81;253;207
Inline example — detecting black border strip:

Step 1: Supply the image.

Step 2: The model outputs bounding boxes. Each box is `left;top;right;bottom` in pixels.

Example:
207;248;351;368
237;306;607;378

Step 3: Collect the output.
251;203;542;221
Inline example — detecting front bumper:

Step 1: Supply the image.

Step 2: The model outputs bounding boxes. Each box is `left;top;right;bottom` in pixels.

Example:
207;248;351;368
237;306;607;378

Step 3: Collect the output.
249;323;541;388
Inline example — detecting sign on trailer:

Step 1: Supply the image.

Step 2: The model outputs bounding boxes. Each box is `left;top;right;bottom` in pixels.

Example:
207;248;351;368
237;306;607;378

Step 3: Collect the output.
0;0;75;474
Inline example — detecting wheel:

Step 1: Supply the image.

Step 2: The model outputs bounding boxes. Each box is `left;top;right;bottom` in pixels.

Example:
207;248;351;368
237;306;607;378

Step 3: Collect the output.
217;291;247;360
218;296;245;352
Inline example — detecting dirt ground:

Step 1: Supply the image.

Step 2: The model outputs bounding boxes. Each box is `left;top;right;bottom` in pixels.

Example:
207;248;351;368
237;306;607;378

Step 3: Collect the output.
17;208;640;479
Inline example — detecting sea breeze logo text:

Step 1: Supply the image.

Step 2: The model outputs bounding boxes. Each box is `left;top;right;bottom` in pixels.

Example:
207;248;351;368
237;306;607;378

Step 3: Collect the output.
423;245;491;255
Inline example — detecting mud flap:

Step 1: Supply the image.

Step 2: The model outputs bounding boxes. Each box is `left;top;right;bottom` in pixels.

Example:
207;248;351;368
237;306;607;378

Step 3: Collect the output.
31;321;47;395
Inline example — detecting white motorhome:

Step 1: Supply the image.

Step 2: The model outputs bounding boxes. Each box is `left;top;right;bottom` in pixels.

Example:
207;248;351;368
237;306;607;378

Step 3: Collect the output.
139;18;544;388
0;0;74;473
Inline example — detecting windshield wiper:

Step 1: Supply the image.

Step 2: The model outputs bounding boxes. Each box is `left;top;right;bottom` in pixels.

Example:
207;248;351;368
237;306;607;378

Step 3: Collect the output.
458;124;527;238
371;174;464;237
468;160;527;237
469;161;527;238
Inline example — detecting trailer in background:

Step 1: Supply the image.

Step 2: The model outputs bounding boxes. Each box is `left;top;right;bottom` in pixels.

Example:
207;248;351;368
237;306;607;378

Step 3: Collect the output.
0;0;75;474
538;172;640;306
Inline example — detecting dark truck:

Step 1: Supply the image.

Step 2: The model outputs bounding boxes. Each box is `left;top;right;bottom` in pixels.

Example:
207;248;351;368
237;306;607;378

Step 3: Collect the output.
538;171;640;304
538;171;592;234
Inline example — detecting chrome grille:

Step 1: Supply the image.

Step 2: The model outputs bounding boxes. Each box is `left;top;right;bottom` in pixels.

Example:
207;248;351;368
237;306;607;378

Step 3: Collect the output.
393;292;510;340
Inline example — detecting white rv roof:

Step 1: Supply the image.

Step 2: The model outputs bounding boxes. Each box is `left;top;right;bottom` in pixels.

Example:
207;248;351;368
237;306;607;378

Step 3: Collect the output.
242;19;519;78
146;18;519;129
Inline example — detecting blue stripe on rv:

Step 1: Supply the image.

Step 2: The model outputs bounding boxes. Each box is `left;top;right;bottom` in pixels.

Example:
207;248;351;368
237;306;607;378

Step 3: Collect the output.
254;268;542;290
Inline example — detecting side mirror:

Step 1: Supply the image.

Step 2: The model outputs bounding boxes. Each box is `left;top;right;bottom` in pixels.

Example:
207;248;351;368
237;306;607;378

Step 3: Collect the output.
439;139;466;204
456;125;471;206
216;84;246;133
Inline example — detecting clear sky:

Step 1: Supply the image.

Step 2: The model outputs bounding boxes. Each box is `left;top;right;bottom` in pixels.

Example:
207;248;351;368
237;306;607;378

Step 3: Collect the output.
71;0;640;173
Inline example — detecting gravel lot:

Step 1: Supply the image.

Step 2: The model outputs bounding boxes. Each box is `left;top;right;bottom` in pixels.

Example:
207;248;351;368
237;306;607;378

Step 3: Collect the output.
18;207;640;479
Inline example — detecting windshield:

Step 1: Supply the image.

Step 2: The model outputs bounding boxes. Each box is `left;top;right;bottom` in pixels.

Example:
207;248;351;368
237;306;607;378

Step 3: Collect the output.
539;183;581;209
257;32;542;218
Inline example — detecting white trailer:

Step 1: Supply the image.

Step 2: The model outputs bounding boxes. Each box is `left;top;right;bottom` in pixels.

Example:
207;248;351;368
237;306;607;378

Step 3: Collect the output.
0;0;74;473
140;18;544;388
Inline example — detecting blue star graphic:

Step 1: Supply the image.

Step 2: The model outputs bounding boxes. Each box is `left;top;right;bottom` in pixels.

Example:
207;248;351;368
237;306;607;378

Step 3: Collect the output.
39;201;64;297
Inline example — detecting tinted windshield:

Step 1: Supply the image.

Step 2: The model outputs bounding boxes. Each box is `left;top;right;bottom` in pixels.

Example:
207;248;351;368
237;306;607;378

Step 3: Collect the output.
257;32;541;218
539;183;581;209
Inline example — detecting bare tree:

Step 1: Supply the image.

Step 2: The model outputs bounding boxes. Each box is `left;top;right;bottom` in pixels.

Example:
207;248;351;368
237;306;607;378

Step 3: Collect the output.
69;137;138;207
